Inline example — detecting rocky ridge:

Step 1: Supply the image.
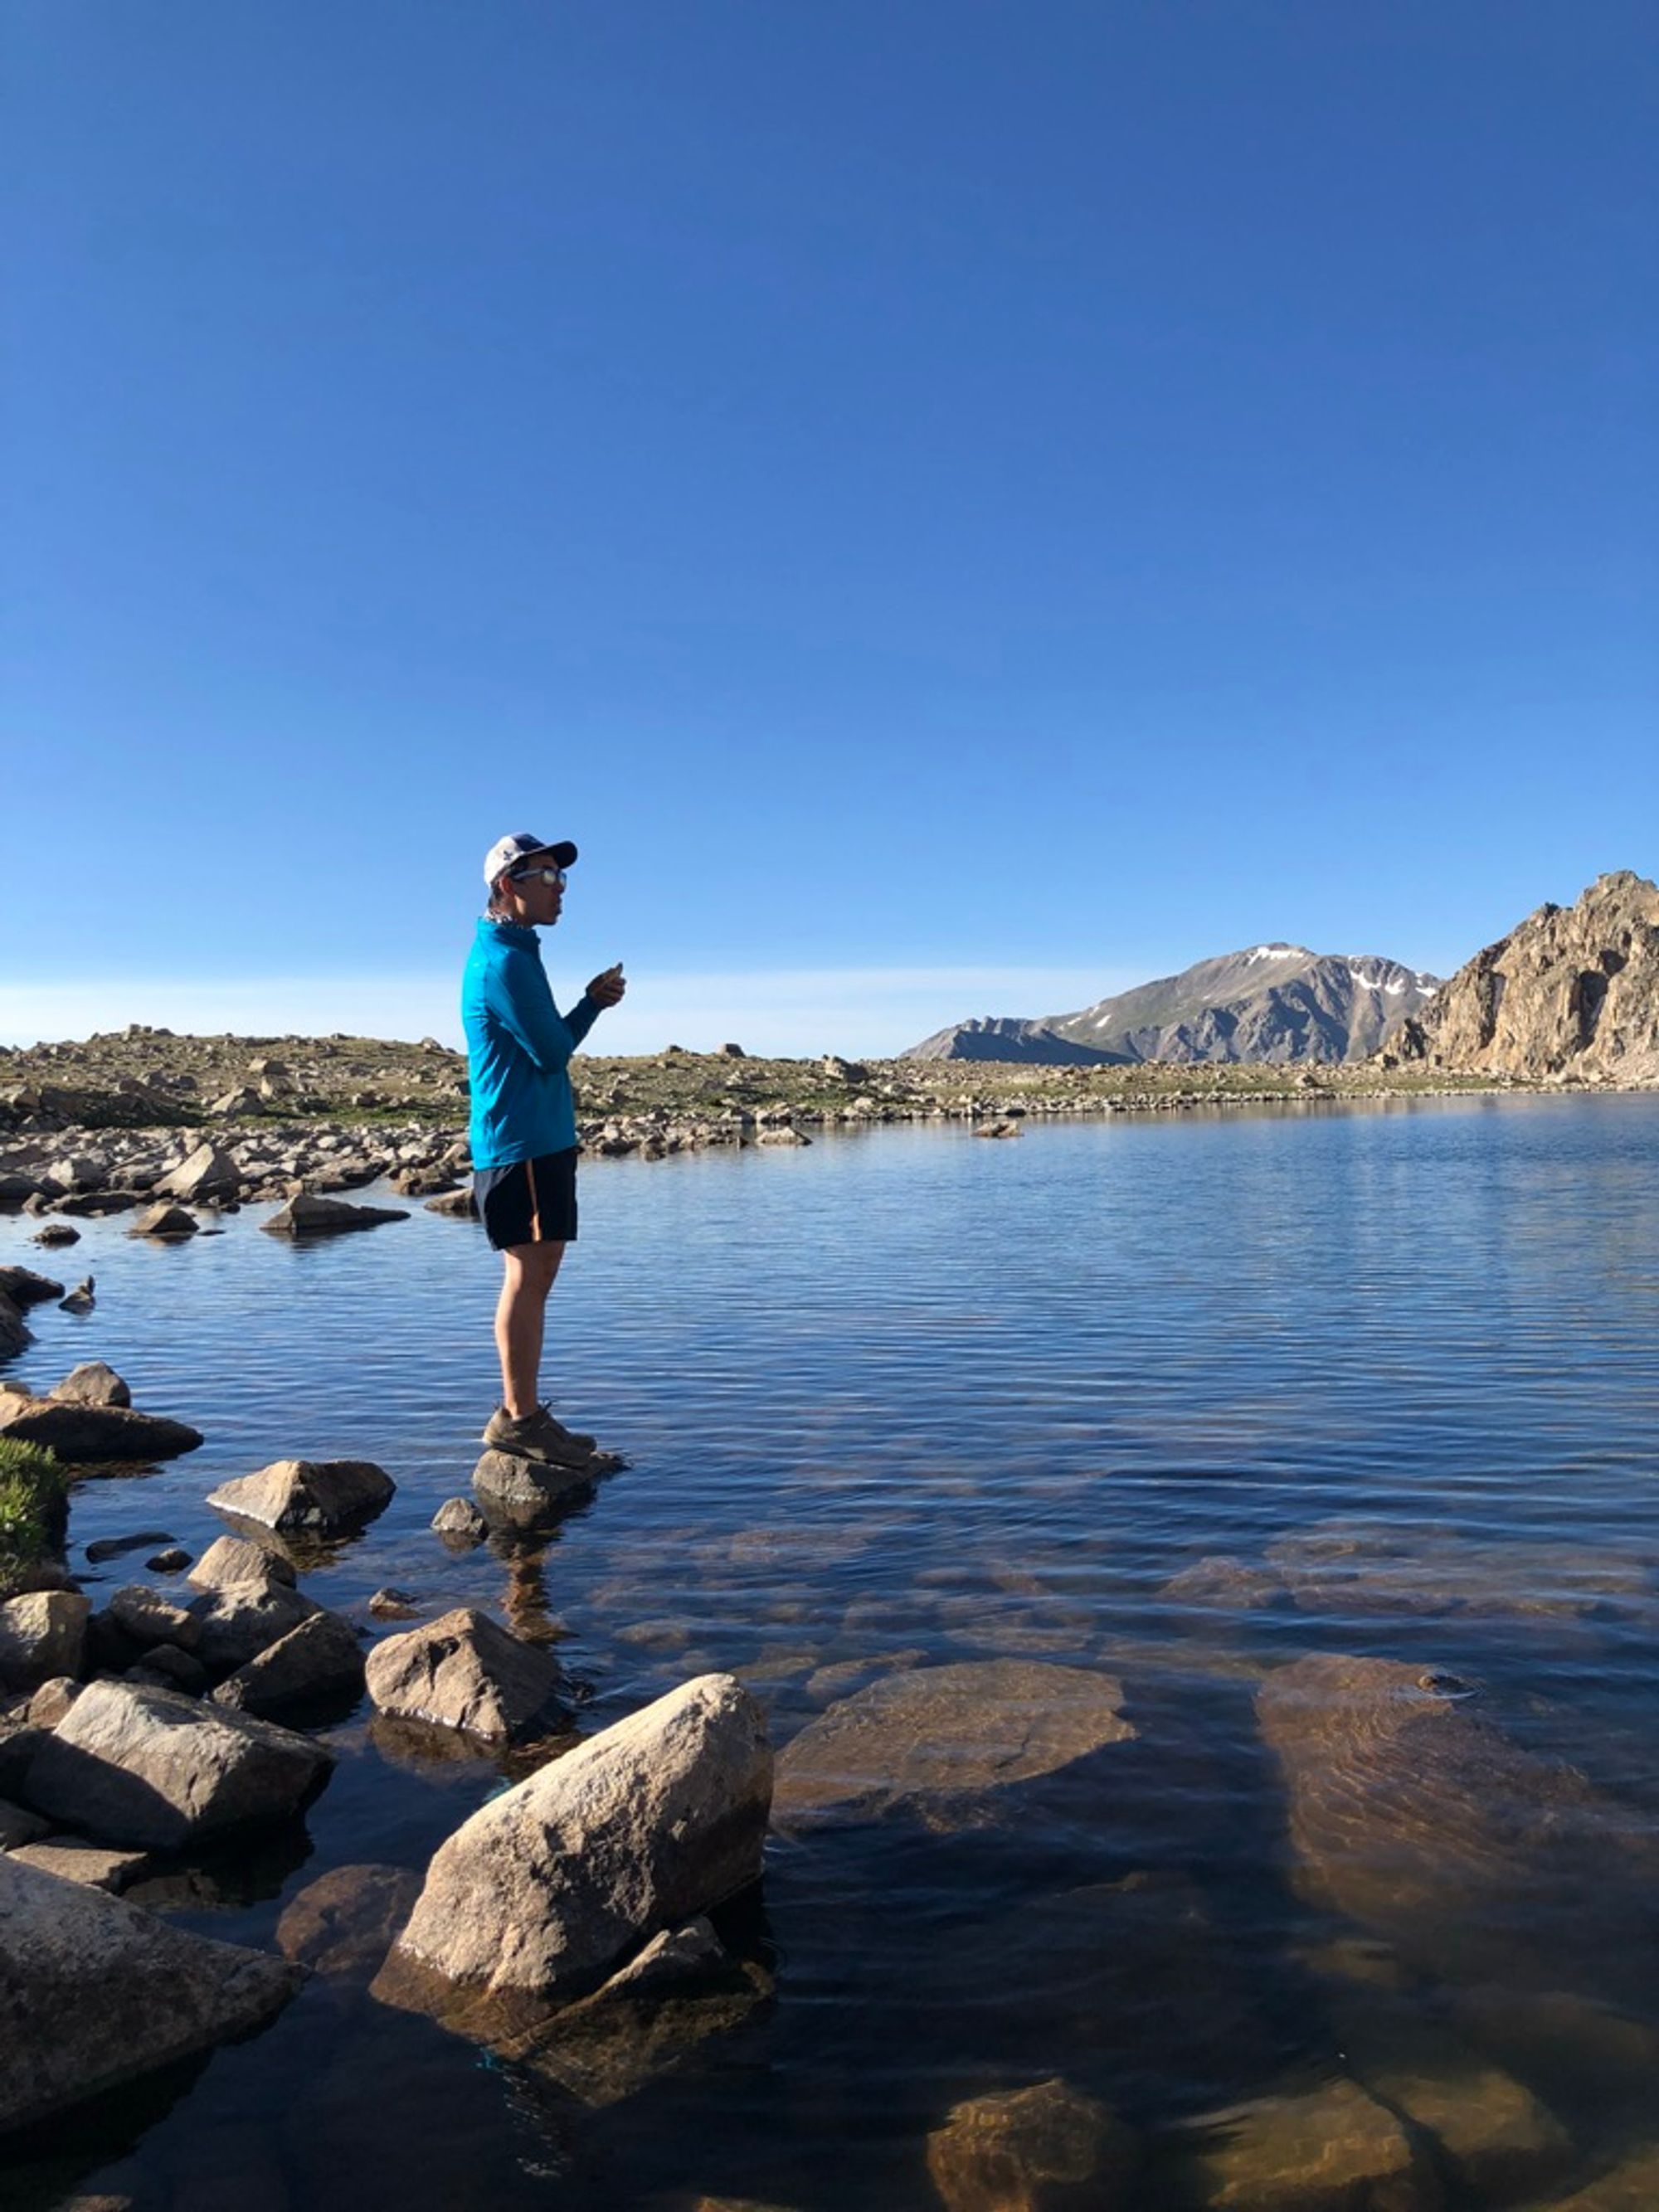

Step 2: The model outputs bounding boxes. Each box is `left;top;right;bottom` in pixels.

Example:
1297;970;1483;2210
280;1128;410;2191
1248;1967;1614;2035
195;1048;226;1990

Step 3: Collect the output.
1388;871;1659;1083
907;946;1443;1066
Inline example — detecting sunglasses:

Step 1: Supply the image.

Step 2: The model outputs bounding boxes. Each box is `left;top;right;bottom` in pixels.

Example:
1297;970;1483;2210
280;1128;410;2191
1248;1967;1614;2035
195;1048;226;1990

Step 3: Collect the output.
508;865;567;888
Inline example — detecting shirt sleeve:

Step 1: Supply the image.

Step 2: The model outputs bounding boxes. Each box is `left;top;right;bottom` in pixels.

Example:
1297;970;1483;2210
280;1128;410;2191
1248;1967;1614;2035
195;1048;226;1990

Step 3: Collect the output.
486;946;578;1073
564;992;601;1047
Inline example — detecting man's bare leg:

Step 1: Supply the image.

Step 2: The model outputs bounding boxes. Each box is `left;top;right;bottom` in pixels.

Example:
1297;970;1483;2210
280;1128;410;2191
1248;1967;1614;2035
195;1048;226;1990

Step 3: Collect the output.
495;1240;564;1419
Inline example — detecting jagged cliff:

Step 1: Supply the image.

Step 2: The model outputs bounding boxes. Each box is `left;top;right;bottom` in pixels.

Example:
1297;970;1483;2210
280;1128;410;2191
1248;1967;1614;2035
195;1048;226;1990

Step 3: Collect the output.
1389;872;1659;1082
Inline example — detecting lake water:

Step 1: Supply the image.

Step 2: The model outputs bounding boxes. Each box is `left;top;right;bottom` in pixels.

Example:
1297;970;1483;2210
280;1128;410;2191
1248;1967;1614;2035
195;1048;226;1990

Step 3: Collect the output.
5;1096;1659;2210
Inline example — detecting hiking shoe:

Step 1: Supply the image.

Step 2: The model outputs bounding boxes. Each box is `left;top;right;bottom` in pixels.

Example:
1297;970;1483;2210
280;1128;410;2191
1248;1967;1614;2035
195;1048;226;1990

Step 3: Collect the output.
482;1403;599;1466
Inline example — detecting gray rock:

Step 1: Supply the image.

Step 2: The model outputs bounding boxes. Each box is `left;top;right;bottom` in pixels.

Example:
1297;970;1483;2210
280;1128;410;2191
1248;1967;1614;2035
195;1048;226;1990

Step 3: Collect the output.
473;1447;621;1525
424;1188;478;1218
363;1608;560;1743
599;1916;728;1997
0;1797;50;1848
0;1851;302;2130
25;1677;334;1849
375;1673;772;2020
367;1587;421;1619
128;1202;199;1239
145;1547;192;1574
260;1193;408;1236
153;1142;240;1204
212;1611;365;1719
85;1531;176;1565
8;1837;152;1894
50;1364;131;1410
105;1585;202;1652
22;1677;80;1728
187;1534;295;1593
186;1582;322;1673
59;1276;96;1313
0;1592;90;1692
431;1496;487;1541
773;1660;1136;1832
0;1395;202;1464
32;1223;80;1247
205;1457;394;1534
127;1643;207;1695
0;1266;63;1310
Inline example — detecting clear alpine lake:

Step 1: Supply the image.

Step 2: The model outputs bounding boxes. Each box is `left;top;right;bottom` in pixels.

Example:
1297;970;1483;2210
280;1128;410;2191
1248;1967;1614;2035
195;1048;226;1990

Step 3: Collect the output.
6;1092;1659;2210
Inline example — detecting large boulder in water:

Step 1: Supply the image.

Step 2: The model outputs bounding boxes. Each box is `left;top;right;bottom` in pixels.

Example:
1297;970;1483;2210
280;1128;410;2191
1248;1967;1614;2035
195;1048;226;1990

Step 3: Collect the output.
0;1853;302;2131
375;1673;771;2026
24;1678;333;1849
0;1394;202;1463
205;1457;394;1534
1255;1654;1659;1998
260;1194;407;1235
363;1608;561;1743
772;1660;1136;1832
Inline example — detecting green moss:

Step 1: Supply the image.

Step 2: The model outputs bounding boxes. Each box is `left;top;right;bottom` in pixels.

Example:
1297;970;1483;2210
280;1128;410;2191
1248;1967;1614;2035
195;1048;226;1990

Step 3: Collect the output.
0;1437;69;1597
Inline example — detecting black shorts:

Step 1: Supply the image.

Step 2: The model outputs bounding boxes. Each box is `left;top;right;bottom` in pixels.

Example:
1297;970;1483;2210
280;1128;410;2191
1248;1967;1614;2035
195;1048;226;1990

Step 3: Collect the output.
474;1147;578;1251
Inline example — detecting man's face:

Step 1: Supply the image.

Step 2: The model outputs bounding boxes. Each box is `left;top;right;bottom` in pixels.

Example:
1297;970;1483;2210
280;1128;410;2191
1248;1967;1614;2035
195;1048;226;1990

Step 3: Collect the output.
500;860;565;927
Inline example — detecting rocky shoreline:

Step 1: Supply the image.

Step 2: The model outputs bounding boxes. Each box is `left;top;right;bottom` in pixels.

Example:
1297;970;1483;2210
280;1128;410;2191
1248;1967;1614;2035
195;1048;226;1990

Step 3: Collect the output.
0;1024;1622;1222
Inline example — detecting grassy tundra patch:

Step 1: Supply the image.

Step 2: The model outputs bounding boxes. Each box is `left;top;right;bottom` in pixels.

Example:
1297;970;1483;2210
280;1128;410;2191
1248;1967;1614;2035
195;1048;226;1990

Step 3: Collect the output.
0;1437;69;1597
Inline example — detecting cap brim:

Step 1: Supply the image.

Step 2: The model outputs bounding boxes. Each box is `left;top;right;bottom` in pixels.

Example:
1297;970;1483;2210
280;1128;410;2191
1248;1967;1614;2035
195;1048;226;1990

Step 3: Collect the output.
520;839;577;869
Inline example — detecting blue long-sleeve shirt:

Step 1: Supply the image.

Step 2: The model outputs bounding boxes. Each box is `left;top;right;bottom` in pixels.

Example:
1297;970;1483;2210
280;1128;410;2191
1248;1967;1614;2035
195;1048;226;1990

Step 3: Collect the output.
462;920;600;1167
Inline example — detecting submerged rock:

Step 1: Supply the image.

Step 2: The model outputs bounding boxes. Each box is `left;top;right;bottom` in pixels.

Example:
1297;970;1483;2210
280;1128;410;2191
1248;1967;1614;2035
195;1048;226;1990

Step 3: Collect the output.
206;1457;394;1534
772;1660;1136;1831
1174;2075;1429;2211
375;1673;771;2021
927;2077;1137;2212
275;1862;422;1981
0;1853;302;2131
1256;1654;1659;1997
363;1608;561;1743
26;1677;334;1848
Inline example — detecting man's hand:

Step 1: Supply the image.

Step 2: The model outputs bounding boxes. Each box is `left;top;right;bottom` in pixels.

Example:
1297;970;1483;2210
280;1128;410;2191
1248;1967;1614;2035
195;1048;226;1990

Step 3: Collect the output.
586;962;627;1009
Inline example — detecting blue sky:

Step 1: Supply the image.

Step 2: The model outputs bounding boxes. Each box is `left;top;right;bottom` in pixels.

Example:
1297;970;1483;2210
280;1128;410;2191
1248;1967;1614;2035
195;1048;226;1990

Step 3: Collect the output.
5;2;1654;1053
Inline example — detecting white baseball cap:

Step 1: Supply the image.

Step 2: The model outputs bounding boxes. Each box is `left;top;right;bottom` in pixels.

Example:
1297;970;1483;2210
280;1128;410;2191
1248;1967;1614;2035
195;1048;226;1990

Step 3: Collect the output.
483;832;578;887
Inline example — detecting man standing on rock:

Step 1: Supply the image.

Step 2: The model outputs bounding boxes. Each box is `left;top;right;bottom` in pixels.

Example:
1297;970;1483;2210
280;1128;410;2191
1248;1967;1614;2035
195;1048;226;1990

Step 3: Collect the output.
463;833;625;1465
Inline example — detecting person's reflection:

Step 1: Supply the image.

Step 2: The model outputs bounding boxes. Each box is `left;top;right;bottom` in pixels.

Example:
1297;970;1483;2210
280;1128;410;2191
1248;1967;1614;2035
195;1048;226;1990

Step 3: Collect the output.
496;1534;559;1646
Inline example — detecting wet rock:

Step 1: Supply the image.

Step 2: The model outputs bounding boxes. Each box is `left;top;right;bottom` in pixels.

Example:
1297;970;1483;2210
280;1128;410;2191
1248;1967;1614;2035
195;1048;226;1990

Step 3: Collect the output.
145;1547;192;1573
0;1851;302;2131
59;1277;96;1313
431;1496;488;1542
187;1533;296;1593
803;1648;928;1704
1175;2075;1433;2210
473;1447;622;1524
0;1266;63;1310
363;1608;561;1743
86;1531;177;1565
128;1202;199;1239
105;1585;202;1652
186;1581;322;1673
367;1587;420;1618
1445;1987;1659;2146
1256;1654;1659;1996
206;1457;394;1534
926;2077;1137;2212
26;1677;334;1849
52;1191;142;1218
128;1643;208;1695
275;1862;421;1981
423;1188;478;1218
212;1611;365;1719
153;1142;240;1204
0;1591;90;1691
1526;2146;1659;2209
50;1363;132;1409
8;1837;153;1893
32;1223;80;1247
773;1660;1136;1831
260;1193;408;1235
376;1673;771;2020
0;1395;203;1463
